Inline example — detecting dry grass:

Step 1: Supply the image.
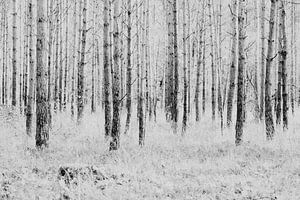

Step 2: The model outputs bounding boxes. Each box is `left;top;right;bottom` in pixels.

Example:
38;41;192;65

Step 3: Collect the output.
0;107;299;200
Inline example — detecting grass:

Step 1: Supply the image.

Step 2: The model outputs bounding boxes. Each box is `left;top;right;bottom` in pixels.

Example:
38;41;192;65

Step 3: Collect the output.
0;107;300;200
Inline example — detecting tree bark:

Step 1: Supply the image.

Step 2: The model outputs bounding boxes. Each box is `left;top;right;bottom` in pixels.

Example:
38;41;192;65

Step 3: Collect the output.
124;0;132;135
235;0;246;146
36;0;50;149
110;0;121;150
265;0;276;140
103;0;112;137
77;0;87;123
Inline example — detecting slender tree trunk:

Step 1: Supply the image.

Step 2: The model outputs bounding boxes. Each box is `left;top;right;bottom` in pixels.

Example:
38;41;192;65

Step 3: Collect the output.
138;0;145;146
47;0;53;127
208;0;216;120
124;0;132;134
172;0;179;133
110;0;121;150
290;2;295;115
235;0;246;146
36;0;50;149
54;0;60;112
260;0;266;120
182;0;187;133
91;0;96;113
187;0;191;116
63;0;69;111
77;0;87;123
279;0;288;129
26;0;34;136
195;6;203;122
12;0;17;106
227;0;237;126
265;0;276;140
71;0;77;118
103;0;111;137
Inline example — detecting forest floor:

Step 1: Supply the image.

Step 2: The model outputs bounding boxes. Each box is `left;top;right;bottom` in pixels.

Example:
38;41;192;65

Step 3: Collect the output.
0;106;300;200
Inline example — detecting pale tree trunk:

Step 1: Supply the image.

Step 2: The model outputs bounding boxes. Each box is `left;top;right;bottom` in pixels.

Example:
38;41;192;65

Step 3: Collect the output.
26;0;34;136
254;0;260;121
265;0;276;140
202;11;206;115
59;1;63;112
110;0;121;150
54;0;60;113
208;0;216;120
281;0;288;129
187;0;191;116
77;0;87;123
235;0;246;146
36;0;50;149
182;0;187;133
165;0;173;120
138;0;145;146
172;0;179;133
227;0;237;127
91;0;96;113
124;0;132;135
63;0;69;111
290;2;295;115
1;4;6;104
47;0;53;127
195;4;204;122
218;0;224;131
12;0;17;106
260;0;266;120
71;0;78;117
277;0;287;127
103;0;112;137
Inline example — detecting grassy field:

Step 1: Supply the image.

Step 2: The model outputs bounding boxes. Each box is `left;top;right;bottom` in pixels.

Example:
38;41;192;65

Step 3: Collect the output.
0;108;300;200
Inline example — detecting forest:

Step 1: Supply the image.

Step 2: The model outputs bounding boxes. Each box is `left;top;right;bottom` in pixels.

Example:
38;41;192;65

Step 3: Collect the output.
0;0;299;199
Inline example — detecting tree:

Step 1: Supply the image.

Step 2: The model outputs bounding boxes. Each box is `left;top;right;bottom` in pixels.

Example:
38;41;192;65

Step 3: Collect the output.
182;0;187;132
77;0;87;123
235;0;246;146
265;0;276;140
110;0;121;150
260;0;266;120
227;0;237;127
12;0;17;106
208;0;216;120
277;0;288;129
103;0;112;138
26;0;34;136
124;0;132;135
36;0;50;148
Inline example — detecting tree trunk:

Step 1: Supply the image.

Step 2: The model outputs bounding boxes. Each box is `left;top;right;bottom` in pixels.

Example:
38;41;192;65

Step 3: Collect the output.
278;0;288;129
103;0;112;137
124;0;132;135
26;0;34;136
77;0;87;123
182;0;187;133
71;0;78;118
265;0;276;140
172;0;179;133
208;0;216;121
260;0;266;120
63;0;69;111
12;0;17;106
47;0;53;127
36;0;50;149
110;0;121;150
227;0;237;127
235;0;246;146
